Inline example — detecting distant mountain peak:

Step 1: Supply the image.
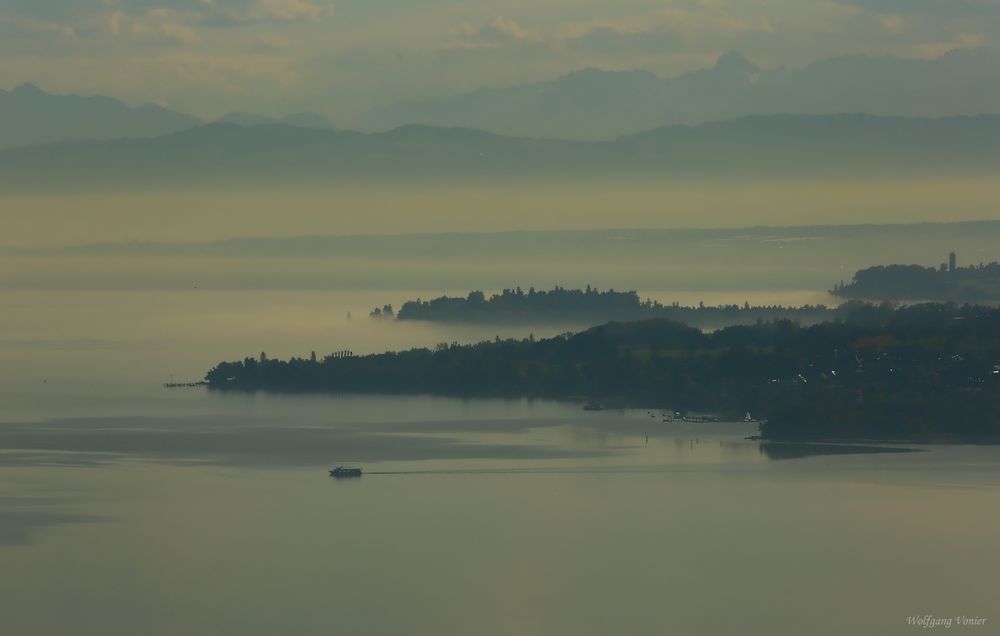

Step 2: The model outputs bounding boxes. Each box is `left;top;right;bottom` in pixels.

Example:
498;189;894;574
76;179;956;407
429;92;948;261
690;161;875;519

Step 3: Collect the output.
559;67;659;82
712;51;757;74
216;112;276;126
282;112;334;129
12;82;46;96
215;111;335;129
0;83;202;149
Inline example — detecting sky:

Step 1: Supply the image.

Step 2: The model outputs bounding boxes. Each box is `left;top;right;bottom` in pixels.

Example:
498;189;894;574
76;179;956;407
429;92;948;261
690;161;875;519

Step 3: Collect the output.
1;0;999;121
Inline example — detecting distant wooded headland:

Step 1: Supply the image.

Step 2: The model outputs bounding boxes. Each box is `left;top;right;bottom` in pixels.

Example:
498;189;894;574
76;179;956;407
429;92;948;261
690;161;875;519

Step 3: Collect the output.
834;253;1000;302
371;287;843;328
206;303;1000;443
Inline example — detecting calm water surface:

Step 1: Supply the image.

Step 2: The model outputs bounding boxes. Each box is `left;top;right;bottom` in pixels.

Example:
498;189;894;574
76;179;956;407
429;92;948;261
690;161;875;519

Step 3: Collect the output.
1;290;997;635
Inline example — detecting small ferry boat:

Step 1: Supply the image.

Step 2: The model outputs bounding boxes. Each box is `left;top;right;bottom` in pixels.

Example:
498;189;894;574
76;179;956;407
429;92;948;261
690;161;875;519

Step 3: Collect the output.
329;466;363;478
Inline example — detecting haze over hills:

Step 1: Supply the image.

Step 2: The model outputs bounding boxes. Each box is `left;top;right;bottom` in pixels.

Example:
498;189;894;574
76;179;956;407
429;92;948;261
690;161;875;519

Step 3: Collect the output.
4;48;1000;150
2;114;999;190
216;112;335;129
6;220;1000;294
0;82;203;150
0;83;338;150
361;48;1000;139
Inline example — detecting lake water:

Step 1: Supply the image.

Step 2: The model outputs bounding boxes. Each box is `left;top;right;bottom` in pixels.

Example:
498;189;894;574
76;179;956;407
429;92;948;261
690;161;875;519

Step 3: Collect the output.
2;290;998;635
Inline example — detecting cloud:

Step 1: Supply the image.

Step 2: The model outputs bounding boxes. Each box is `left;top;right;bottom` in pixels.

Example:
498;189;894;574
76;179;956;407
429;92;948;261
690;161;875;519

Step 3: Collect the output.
904;32;988;58
561;7;774;54
210;0;336;25
454;16;539;48
840;0;1000;17
565;25;680;54
158;49;301;93
97;7;201;44
3;0;1000;123
879;14;905;34
475;16;537;41
127;9;199;43
254;32;290;50
2;0;335;37
0;14;76;38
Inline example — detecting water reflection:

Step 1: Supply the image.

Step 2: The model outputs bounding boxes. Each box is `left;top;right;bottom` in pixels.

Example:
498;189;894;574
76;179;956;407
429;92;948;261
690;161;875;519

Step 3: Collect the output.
0;496;102;545
0;414;606;468
758;442;920;460
2;397;1000;636
1;392;929;470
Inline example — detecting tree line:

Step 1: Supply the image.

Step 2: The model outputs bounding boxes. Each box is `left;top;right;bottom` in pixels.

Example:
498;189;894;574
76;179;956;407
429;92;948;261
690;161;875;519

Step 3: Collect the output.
835;262;1000;302
385;286;844;328
206;302;1000;443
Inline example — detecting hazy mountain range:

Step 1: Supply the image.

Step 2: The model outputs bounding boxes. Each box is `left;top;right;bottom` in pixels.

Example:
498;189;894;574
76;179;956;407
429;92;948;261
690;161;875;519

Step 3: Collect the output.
3;114;999;190
0;84;331;150
362;48;1000;139
3;46;1000;188
216;112;335;129
0;82;201;150
3;48;1000;151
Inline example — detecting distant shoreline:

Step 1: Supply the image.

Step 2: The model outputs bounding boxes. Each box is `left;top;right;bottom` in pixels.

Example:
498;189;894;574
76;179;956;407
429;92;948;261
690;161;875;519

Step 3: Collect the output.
373;287;846;328
835;262;1000;303
204;303;1000;444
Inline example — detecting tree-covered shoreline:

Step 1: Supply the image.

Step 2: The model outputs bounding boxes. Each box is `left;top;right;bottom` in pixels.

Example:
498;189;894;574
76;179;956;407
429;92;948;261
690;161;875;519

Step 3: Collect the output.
379;286;843;329
835;262;1000;302
207;303;1000;443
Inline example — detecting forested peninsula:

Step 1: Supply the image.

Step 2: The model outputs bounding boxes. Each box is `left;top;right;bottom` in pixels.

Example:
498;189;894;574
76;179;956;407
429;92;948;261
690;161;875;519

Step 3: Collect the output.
207;303;1000;443
835;261;1000;302
374;286;842;328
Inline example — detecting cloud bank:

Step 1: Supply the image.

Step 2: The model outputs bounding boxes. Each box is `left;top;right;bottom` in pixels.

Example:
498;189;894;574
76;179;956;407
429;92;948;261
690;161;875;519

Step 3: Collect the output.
0;0;996;120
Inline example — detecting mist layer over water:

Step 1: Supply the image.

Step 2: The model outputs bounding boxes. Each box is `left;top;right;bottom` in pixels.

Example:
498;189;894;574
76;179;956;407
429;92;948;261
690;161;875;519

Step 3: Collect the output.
2;391;998;636
2;286;999;635
3;181;1000;634
5;178;1000;246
